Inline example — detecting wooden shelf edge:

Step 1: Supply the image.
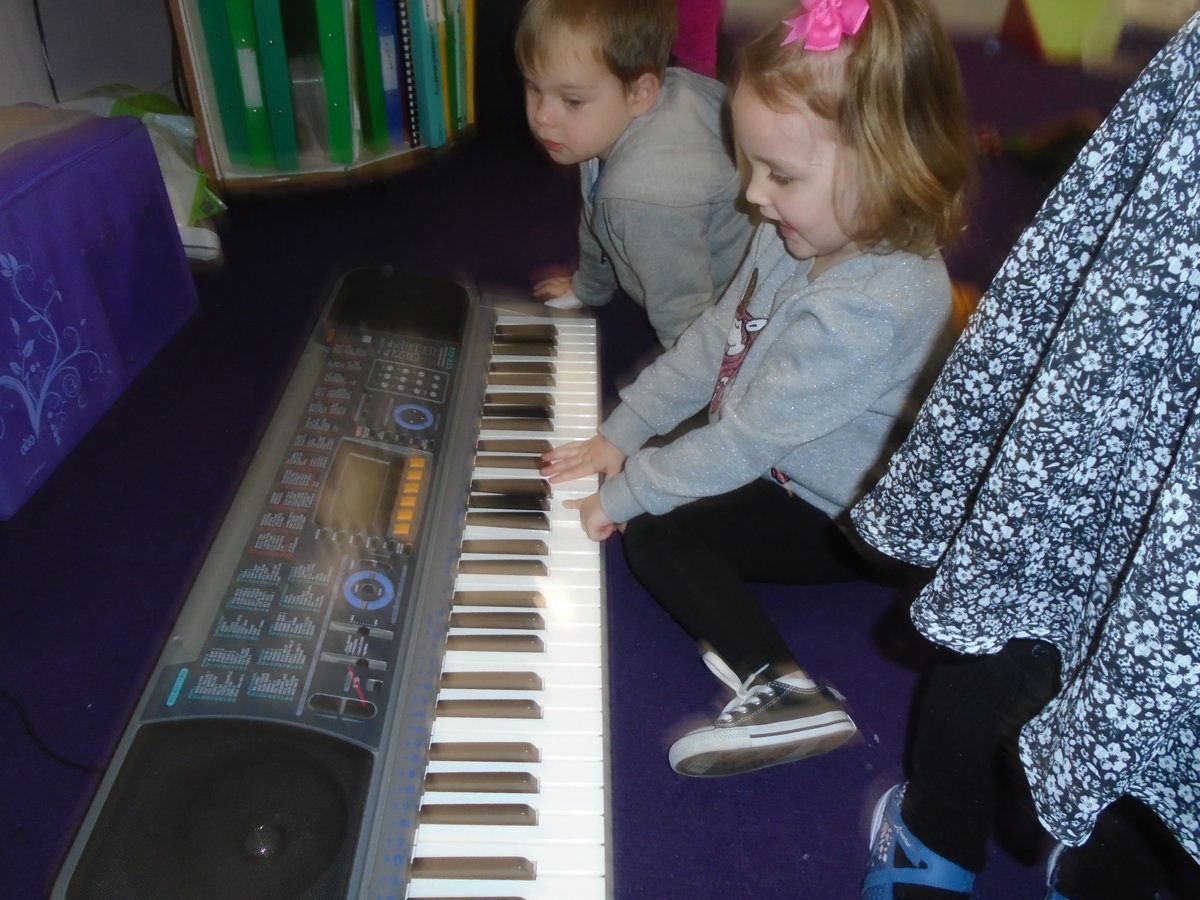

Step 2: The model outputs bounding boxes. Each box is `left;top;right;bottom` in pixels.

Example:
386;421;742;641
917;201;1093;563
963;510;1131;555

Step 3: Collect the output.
213;144;440;194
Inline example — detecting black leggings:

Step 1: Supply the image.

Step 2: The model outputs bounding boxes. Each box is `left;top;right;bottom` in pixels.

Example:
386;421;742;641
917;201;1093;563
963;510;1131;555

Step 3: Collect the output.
621;479;871;682
903;640;1193;899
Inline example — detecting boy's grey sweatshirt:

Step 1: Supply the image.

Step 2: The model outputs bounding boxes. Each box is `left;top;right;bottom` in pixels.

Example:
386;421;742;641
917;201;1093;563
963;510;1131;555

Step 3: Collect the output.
572;67;752;347
598;225;955;524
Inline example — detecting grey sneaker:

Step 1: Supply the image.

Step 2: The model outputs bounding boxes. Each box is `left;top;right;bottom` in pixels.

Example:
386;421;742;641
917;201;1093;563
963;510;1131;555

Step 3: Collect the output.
668;652;857;777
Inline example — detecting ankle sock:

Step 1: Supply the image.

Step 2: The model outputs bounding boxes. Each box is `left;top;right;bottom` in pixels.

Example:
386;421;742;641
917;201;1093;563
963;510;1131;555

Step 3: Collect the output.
775;671;817;689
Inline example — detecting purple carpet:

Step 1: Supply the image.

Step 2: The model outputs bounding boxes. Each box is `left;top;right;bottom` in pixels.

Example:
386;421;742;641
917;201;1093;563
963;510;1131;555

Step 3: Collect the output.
3;29;1196;900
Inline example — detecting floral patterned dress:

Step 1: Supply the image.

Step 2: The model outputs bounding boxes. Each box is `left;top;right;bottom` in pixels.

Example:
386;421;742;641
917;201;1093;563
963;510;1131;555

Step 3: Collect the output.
851;15;1200;862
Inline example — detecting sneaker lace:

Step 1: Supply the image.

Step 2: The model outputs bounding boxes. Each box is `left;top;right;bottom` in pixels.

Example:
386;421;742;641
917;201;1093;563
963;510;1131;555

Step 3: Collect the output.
702;651;775;723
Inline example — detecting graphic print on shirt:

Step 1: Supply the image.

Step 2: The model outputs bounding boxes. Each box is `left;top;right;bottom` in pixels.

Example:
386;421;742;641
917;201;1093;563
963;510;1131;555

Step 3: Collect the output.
709;268;765;416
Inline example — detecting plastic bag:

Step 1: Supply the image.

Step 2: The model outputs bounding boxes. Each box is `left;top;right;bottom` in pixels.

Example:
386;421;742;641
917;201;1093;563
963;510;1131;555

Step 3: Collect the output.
60;88;227;231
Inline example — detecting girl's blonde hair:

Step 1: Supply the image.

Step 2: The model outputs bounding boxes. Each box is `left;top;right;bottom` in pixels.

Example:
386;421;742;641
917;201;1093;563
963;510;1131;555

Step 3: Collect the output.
738;0;975;255
515;0;678;91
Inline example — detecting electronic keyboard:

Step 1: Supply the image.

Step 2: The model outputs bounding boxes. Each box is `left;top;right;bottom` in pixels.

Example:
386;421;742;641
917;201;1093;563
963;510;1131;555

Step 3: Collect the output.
51;268;611;900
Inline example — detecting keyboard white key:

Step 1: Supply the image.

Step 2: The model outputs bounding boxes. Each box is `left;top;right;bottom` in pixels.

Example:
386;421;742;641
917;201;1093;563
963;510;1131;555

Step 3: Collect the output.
406;310;610;900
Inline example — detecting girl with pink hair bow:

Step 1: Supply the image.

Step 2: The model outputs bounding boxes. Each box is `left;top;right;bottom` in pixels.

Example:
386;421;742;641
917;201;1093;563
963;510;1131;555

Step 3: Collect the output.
544;0;975;795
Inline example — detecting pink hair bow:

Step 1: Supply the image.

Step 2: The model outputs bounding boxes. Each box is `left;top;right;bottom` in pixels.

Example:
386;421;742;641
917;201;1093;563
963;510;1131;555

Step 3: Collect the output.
781;0;870;51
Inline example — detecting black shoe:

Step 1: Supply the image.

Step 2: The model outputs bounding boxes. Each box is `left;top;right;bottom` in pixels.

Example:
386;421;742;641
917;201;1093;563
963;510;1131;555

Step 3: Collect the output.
668;652;857;777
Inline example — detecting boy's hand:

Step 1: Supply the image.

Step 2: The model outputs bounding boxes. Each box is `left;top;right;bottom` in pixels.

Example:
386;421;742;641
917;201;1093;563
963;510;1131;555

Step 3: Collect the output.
533;274;573;299
533;275;579;307
532;266;583;309
541;434;625;483
564;492;619;541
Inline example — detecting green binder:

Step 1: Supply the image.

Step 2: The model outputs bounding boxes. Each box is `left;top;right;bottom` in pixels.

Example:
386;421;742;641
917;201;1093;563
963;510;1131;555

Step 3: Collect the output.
252;0;299;169
356;0;391;153
445;0;467;133
222;0;275;168
195;0;252;166
314;0;357;164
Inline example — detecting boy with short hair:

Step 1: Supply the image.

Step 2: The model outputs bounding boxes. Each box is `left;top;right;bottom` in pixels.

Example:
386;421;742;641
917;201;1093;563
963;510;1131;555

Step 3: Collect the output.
516;0;753;348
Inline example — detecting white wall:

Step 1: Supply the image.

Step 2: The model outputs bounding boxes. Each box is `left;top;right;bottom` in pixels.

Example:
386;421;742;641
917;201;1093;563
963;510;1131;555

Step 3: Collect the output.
1125;0;1200;29
1;1;55;105
1;0;175;107
39;0;176;100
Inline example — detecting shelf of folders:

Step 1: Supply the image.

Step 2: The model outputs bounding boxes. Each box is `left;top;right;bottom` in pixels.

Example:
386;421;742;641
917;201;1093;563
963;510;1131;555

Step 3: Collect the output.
169;0;476;191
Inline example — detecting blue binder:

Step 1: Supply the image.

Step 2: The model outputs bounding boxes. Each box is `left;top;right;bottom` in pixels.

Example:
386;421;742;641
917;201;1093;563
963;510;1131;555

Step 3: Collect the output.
375;0;408;144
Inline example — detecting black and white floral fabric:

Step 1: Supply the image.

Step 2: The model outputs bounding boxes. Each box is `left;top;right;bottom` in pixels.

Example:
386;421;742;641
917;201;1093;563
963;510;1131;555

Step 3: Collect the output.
851;15;1200;862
